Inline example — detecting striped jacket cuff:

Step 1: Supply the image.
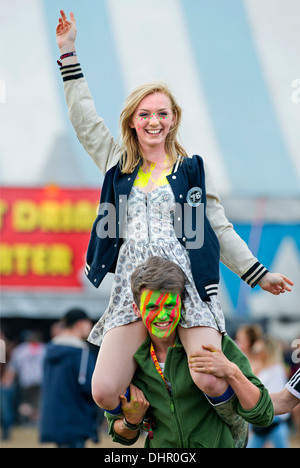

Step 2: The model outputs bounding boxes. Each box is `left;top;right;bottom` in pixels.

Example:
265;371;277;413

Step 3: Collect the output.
60;63;84;82
241;261;268;288
205;283;219;297
84;262;90;276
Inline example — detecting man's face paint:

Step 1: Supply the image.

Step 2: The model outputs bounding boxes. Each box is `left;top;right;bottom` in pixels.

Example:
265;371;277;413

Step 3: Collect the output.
139;289;181;338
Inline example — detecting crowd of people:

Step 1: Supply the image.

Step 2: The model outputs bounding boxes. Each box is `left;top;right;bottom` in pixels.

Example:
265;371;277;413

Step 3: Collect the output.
0;313;299;448
236;325;300;447
0;311;105;447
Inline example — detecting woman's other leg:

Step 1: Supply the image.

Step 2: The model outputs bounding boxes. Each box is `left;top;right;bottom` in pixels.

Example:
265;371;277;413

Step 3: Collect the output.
92;321;147;411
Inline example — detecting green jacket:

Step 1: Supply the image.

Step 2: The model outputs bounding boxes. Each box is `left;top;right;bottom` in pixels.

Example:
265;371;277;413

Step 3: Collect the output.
107;334;274;448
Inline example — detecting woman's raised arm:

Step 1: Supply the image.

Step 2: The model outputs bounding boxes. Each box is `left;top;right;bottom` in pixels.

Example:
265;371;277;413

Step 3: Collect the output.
56;10;121;174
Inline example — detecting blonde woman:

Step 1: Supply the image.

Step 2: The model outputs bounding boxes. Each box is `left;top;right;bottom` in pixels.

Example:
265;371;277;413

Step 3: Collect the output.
247;337;290;448
56;11;293;426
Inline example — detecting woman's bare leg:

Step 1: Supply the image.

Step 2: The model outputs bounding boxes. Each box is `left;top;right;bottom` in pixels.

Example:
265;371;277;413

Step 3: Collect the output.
92;321;147;410
178;325;228;397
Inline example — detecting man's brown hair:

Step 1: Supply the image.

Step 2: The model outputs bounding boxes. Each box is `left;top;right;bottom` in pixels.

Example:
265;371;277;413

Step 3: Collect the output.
131;256;186;306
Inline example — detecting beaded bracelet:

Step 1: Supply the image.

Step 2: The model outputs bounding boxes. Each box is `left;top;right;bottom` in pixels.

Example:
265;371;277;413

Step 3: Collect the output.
122;417;143;431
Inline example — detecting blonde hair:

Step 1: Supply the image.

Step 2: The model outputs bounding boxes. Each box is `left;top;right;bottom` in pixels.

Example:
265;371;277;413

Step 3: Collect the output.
238;324;263;348
119;81;188;174
253;335;284;367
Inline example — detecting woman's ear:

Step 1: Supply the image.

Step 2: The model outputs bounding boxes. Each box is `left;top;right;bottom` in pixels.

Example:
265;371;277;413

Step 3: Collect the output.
132;302;142;318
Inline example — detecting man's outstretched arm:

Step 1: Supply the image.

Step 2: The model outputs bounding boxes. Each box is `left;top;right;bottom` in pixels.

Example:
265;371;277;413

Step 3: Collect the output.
189;344;260;410
271;369;300;415
271;388;299;415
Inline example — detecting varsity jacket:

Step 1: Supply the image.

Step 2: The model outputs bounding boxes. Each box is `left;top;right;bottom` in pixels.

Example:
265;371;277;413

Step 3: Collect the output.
60;63;268;291
86;154;220;301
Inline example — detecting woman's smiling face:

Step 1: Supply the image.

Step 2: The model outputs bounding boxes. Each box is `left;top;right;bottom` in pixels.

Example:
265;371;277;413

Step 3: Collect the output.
139;289;182;338
130;92;176;151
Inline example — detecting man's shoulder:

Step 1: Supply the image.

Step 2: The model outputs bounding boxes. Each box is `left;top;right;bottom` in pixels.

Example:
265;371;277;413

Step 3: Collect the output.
222;335;246;359
222;335;254;377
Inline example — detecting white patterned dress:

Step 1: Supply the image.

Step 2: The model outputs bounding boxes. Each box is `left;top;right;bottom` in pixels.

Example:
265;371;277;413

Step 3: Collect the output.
88;184;226;347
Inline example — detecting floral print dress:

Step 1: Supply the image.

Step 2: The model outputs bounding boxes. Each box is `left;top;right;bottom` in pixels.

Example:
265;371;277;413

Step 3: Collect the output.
88;184;225;347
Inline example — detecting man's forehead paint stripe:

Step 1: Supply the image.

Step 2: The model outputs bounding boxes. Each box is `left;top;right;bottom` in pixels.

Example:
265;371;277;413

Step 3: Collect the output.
140;290;158;328
143;291;169;329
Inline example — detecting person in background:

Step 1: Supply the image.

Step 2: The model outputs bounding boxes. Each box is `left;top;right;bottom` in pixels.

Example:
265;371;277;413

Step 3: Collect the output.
271;368;300;414
1;330;46;426
272;349;300;445
39;309;99;448
235;324;263;373
247;336;290;448
0;328;17;440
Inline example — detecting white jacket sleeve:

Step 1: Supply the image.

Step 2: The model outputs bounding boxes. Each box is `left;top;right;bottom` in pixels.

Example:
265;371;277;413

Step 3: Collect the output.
60;63;121;175
204;161;268;287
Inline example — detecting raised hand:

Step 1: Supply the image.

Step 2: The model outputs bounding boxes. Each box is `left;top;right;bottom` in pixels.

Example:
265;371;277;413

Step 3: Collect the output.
56;10;77;52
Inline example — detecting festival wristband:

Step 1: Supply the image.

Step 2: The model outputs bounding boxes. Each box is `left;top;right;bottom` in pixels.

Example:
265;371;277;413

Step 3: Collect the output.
57;51;77;66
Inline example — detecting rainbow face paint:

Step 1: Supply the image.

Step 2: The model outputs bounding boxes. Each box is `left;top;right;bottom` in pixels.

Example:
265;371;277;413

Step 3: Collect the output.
139;289;181;338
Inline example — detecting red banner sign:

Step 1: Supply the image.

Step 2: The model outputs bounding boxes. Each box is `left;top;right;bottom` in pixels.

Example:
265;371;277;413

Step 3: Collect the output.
0;186;100;289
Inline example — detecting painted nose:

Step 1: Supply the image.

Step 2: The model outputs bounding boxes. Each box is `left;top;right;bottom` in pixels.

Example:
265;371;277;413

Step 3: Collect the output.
149;114;159;126
157;310;168;321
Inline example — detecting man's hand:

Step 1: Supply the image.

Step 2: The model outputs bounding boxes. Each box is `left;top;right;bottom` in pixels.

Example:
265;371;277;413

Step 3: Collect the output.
188;345;237;379
56;10;77;52
120;384;149;425
189;345;261;410
258;272;293;295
